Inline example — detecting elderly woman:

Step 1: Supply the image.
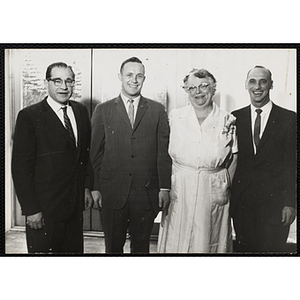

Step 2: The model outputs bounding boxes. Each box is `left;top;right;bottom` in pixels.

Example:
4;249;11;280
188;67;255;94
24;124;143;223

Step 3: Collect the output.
158;69;238;253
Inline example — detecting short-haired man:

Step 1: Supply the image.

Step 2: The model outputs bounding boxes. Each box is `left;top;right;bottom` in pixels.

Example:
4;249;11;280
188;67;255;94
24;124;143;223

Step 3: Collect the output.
12;62;93;254
231;66;296;252
90;57;172;253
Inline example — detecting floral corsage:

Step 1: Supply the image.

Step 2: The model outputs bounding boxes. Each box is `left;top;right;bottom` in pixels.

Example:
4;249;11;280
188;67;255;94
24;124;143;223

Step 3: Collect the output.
222;114;236;136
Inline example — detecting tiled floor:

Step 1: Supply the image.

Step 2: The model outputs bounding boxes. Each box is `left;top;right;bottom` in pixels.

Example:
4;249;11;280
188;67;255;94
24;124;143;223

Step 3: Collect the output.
5;220;296;254
5;229;158;254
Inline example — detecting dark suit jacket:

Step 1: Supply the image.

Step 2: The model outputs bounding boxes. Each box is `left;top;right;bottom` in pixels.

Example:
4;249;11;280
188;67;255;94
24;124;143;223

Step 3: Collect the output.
90;95;171;215
12;97;91;222
231;103;296;224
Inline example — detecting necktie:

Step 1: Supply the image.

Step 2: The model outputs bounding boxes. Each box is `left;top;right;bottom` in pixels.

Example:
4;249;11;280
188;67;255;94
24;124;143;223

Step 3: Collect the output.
254;108;262;150
128;99;134;128
62;106;76;145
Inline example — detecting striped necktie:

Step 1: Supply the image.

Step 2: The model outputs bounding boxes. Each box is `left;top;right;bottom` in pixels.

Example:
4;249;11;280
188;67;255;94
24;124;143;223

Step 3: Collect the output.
62;106;76;145
128;99;134;128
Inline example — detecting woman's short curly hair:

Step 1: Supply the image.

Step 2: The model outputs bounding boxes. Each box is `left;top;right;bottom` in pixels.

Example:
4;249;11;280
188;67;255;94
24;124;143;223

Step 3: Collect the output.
183;68;217;93
183;68;216;84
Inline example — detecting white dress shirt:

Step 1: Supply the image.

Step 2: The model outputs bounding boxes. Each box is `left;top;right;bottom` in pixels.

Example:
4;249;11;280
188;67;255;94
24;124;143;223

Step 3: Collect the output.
120;93;140;122
47;96;78;145
250;100;272;153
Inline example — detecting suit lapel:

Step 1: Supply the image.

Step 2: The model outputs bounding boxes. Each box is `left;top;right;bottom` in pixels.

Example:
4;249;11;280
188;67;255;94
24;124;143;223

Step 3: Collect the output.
133;96;148;131
239;106;255;155
114;95;132;128
70;101;82;159
41;98;77;149
114;95;149;132
258;104;280;150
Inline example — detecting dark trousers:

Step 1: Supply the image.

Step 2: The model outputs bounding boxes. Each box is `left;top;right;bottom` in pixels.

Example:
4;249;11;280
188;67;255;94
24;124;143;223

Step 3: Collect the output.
101;187;155;254
26;212;83;254
233;194;290;253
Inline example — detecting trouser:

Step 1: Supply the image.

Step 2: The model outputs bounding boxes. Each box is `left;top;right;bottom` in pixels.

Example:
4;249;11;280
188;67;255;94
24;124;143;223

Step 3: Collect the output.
26;211;83;254
233;195;290;253
100;187;155;254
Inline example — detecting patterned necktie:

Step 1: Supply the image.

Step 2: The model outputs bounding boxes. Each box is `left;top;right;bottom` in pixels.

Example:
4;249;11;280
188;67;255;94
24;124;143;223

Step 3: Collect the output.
254;108;262;150
61;106;76;145
128;99;134;128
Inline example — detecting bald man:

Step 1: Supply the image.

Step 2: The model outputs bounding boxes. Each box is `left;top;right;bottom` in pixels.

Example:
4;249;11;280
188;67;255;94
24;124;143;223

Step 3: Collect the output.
231;66;296;253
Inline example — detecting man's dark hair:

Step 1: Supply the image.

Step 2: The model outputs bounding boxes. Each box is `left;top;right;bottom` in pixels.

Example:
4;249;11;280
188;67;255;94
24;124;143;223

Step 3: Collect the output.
120;57;144;74
45;62;75;80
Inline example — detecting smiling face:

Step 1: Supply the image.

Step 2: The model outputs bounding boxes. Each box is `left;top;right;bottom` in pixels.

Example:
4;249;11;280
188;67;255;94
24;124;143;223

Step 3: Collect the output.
118;62;145;98
245;67;273;108
186;75;215;109
46;66;74;104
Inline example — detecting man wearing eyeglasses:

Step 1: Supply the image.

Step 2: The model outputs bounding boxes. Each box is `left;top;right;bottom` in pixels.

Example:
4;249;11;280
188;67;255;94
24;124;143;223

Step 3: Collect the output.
12;62;93;254
231;66;296;252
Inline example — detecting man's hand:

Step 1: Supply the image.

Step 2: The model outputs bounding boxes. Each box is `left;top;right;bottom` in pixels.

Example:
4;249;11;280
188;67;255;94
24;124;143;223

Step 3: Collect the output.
84;188;93;210
27;212;44;230
91;190;102;210
282;206;296;226
159;190;170;227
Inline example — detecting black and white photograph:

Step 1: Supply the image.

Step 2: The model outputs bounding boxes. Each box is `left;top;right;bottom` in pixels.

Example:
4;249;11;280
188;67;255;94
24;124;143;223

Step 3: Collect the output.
1;2;299;298
4;46;297;255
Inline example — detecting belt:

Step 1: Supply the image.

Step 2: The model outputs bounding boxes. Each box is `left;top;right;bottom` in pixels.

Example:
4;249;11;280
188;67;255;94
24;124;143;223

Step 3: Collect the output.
173;161;224;174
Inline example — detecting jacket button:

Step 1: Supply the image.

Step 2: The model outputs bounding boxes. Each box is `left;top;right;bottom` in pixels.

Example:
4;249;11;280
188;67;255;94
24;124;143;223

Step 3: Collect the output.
131;155;135;158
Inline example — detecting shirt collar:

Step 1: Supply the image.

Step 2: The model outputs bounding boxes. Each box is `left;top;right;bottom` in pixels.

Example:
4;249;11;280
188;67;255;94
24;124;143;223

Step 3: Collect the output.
208;102;217;118
190;102;216;118
47;96;70;112
250;100;273;115
120;92;141;106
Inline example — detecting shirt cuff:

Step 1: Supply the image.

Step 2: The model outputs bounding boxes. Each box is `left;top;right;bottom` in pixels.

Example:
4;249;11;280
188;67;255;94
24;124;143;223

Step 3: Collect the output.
160;188;170;192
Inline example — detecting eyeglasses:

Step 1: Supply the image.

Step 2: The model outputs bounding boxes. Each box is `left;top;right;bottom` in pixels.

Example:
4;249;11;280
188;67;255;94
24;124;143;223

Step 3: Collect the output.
48;78;75;87
184;83;210;94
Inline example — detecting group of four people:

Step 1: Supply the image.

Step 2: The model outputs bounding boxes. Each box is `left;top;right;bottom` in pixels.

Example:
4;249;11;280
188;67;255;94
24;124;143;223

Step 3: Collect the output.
11;56;296;254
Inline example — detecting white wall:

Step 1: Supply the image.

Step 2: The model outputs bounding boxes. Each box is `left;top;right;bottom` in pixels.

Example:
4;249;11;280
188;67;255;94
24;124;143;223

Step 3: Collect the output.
93;48;296;113
5;48;297;232
91;48;296;229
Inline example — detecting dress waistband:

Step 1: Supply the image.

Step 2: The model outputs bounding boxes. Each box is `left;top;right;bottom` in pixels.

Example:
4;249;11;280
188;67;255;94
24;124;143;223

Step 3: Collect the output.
173;161;224;174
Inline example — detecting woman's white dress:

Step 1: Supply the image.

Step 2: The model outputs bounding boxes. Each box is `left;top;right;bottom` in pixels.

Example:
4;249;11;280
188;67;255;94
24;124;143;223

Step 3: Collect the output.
157;103;238;253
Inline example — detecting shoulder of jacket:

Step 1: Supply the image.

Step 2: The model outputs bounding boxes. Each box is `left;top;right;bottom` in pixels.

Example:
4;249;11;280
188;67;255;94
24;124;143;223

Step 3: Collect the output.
96;98;116;108
273;103;296;116
20;99;45;115
144;98;166;110
232;105;249;116
70;100;86;108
